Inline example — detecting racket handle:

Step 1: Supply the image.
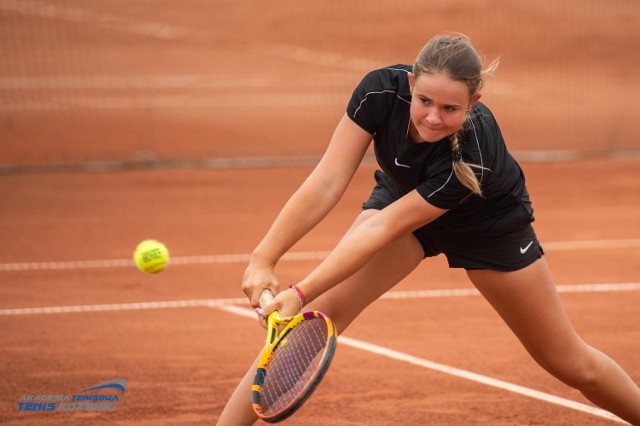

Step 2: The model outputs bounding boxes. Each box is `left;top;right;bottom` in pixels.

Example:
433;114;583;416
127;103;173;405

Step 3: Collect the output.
259;289;274;309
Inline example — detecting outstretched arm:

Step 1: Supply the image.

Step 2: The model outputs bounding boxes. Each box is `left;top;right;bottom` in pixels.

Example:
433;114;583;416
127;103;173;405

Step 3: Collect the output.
301;190;447;302
261;188;448;316
242;114;373;307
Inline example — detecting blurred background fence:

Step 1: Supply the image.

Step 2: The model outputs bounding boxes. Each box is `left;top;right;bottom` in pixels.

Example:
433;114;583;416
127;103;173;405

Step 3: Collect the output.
1;0;639;173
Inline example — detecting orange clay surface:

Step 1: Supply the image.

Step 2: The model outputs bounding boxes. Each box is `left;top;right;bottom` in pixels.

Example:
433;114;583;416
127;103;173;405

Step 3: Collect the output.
1;160;639;425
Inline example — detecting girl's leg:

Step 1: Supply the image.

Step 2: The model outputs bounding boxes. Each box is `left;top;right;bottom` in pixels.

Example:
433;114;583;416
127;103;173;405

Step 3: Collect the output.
467;257;640;424
216;210;424;425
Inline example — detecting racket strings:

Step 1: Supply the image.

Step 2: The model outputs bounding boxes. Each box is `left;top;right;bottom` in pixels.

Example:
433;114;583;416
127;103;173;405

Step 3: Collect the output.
263;324;325;409
261;317;329;415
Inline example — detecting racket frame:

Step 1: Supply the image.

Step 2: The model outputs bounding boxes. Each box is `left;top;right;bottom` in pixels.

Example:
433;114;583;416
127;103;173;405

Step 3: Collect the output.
251;290;337;423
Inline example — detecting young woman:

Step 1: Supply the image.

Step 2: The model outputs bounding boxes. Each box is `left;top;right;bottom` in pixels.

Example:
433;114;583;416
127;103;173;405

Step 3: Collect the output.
217;34;640;425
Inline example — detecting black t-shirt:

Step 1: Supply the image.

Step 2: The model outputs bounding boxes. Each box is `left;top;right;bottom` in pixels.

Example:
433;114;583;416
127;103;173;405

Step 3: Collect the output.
347;64;534;234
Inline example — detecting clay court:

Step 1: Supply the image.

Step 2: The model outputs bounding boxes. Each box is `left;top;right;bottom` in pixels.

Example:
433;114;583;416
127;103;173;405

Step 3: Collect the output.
1;1;639;425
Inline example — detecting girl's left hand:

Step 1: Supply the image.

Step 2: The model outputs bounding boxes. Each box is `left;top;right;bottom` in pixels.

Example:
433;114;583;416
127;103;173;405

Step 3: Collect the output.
256;287;302;325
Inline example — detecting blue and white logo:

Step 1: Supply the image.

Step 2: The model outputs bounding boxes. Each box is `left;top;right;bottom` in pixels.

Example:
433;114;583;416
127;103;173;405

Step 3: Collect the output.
17;378;127;412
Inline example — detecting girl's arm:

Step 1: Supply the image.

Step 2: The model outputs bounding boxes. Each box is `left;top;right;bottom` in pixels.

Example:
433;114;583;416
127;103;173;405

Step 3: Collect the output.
242;114;373;307
265;189;447;313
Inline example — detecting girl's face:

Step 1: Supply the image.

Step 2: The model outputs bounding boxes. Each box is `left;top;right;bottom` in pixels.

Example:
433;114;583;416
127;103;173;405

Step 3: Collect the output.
408;71;480;143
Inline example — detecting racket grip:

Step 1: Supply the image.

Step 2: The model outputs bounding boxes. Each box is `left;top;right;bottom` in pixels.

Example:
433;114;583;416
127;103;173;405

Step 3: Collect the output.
259;289;274;309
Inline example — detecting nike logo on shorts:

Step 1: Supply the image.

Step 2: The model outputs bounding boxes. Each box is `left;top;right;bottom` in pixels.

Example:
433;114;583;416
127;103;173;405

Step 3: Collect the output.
520;241;534;254
395;158;411;168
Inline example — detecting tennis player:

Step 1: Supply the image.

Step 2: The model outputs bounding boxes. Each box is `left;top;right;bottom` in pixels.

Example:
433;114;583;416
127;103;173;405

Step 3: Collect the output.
217;34;640;424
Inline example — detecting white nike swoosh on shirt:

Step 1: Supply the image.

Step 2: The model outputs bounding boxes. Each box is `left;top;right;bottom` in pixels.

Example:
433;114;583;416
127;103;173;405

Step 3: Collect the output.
520;241;534;254
395;158;411;168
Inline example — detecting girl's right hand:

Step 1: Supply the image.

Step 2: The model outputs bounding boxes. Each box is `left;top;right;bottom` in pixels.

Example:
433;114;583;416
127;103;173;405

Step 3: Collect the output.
241;258;280;310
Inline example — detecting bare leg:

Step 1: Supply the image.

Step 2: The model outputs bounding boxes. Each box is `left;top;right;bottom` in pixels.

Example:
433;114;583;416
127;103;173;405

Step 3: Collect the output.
216;210;424;425
467;257;640;424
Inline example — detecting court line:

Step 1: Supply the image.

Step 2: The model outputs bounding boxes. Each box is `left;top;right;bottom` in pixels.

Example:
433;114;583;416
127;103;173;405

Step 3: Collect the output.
1;282;638;316
0;238;639;272
383;282;640;299
214;304;626;424
0;298;246;316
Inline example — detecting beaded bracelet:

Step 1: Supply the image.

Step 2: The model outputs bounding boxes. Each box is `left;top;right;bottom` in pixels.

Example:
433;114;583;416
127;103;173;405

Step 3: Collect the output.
288;284;306;310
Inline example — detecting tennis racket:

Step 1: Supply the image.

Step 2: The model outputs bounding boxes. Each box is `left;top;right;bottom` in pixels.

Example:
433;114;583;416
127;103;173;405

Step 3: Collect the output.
251;289;337;423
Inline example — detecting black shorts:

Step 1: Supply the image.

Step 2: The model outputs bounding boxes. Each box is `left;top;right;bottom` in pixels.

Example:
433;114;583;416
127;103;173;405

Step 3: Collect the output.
362;171;543;272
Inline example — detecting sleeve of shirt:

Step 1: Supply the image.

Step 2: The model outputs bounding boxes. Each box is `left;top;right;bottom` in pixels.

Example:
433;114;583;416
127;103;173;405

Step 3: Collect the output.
346;68;400;135
416;166;474;210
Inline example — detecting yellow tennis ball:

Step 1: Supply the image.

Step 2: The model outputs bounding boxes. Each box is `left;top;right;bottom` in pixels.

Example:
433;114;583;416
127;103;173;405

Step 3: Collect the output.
133;239;169;274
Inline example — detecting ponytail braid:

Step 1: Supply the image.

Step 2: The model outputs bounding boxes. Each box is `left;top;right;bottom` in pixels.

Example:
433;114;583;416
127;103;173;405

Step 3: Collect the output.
449;121;487;196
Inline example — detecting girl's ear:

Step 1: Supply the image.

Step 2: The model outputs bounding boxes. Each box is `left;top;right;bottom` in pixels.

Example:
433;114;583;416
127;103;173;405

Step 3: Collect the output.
469;92;481;109
407;72;414;90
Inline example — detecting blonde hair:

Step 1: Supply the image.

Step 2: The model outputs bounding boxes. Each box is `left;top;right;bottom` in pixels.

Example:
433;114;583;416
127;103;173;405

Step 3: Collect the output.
413;34;499;196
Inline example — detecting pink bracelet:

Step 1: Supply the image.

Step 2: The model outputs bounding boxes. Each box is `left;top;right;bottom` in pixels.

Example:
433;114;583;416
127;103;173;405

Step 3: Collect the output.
288;284;305;309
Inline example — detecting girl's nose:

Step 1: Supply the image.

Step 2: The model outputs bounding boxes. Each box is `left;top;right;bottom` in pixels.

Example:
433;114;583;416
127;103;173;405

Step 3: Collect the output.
425;107;442;125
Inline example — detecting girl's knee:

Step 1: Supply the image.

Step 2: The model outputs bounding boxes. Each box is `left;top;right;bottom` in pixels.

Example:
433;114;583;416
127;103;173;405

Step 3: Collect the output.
553;360;598;389
534;345;601;389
